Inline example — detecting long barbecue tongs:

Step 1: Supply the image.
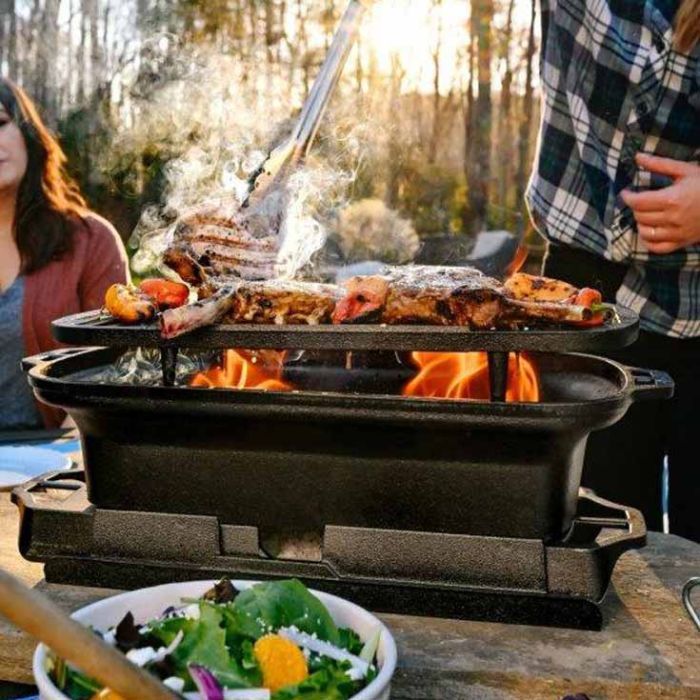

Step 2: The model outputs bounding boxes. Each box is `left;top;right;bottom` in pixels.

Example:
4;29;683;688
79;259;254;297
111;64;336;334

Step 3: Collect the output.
243;0;372;207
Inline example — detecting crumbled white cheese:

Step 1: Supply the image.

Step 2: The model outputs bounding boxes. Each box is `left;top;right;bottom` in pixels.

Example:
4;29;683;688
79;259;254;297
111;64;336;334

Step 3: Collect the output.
125;630;184;668
184;603;201;620
163;676;186;692
126;647;158;667
346;666;367;681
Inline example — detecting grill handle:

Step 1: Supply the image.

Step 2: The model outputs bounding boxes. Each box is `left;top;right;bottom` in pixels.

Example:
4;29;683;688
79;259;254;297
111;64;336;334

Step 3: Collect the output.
22;347;96;374
628;367;674;403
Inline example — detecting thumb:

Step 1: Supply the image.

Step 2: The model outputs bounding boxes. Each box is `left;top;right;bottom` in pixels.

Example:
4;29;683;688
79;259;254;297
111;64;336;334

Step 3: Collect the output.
635;153;698;179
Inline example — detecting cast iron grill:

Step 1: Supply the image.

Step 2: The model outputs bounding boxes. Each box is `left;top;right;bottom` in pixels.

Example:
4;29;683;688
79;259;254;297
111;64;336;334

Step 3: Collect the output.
52;306;639;400
12;304;674;629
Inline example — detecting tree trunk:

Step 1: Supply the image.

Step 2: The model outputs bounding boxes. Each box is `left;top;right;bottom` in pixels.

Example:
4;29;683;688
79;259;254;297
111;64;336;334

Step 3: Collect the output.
7;0;17;81
0;0;7;76
35;0;62;124
467;0;494;234
89;0;104;92
498;0;516;227
515;0;537;235
428;0;444;165
77;0;89;104
386;54;406;208
461;6;477;234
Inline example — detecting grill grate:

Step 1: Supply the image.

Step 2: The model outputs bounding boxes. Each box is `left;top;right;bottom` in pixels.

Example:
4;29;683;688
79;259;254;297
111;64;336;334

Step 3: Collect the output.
52;308;640;399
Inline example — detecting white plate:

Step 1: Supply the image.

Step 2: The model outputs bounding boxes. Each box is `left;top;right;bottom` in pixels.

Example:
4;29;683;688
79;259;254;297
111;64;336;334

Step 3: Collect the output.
34;580;397;700
0;446;72;491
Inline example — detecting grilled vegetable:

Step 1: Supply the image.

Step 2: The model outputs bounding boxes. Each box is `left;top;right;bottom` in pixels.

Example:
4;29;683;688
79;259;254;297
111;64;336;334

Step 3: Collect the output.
572;288;603;308
504;273;578;303
104;284;156;324
139;278;190;310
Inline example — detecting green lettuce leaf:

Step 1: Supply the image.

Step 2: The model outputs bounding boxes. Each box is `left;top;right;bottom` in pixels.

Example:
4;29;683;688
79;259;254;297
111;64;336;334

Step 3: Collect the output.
151;603;261;689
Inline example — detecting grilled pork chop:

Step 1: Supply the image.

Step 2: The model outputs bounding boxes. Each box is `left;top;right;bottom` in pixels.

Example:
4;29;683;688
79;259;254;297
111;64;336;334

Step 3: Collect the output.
163;201;279;283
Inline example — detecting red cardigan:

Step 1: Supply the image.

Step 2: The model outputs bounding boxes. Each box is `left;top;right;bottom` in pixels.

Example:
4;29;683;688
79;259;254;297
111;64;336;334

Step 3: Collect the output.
23;214;129;428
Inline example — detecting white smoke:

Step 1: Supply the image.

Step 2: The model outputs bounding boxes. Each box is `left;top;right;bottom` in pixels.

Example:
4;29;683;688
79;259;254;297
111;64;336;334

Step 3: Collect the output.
117;42;359;281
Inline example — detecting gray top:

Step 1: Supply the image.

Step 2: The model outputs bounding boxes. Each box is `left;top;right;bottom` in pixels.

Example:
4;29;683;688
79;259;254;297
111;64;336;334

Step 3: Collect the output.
0;277;42;430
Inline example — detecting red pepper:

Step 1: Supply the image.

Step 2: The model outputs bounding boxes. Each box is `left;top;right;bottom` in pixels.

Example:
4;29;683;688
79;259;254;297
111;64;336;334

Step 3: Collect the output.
570;313;606;328
573;288;602;308
139;279;189;310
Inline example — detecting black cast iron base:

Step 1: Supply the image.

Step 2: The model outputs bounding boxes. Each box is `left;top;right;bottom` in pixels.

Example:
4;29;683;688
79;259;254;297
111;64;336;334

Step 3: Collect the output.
13;471;646;632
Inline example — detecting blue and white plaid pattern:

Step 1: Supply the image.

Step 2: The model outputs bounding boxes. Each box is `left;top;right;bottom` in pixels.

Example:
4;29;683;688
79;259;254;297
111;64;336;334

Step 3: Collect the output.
527;0;700;337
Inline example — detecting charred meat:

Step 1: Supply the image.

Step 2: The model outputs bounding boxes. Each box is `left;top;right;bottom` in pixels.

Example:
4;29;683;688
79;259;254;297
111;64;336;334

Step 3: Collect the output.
333;266;506;328
163;201;279;283
160;286;236;340
333;267;600;328
226;280;342;326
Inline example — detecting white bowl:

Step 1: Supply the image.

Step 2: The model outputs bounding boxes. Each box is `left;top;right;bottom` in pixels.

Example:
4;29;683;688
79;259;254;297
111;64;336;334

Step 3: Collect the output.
34;580;397;700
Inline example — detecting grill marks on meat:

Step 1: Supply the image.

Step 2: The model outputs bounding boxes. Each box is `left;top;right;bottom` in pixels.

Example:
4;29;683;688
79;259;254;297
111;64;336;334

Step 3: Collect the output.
164;205;279;283
228;280;343;325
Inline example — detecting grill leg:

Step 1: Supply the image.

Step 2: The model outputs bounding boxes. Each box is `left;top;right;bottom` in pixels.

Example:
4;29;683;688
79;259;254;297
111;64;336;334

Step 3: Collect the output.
488;352;509;402
160;347;178;387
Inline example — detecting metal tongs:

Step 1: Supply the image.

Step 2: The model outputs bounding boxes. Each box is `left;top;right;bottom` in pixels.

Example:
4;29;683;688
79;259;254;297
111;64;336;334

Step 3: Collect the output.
243;0;372;207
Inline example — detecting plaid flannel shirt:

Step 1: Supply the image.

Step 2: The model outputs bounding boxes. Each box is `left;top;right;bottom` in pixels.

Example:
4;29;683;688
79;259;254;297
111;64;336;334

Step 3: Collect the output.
527;0;700;337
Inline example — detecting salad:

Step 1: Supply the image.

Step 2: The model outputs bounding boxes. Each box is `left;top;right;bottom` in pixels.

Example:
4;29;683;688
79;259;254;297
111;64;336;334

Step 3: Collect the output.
48;579;382;700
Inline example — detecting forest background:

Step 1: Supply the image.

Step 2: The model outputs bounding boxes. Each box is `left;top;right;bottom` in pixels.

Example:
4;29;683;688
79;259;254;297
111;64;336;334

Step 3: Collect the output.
0;0;543;270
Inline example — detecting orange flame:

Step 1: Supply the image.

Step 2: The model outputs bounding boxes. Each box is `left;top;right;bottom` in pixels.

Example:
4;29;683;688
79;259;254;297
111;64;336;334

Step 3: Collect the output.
506;244;529;277
402;352;540;402
190;350;292;391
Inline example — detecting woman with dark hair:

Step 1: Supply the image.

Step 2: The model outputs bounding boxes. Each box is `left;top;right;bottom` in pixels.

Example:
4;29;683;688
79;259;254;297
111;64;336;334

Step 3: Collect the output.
0;78;128;429
528;0;700;540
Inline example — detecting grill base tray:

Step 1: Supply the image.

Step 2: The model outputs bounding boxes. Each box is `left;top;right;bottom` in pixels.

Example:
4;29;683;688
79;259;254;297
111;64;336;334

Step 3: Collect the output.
13;471;645;631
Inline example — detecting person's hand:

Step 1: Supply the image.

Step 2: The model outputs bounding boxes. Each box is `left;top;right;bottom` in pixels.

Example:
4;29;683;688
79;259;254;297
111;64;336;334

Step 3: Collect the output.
621;153;700;254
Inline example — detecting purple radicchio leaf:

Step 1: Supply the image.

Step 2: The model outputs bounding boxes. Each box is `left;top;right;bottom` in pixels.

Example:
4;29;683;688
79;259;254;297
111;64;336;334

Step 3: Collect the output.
189;664;224;700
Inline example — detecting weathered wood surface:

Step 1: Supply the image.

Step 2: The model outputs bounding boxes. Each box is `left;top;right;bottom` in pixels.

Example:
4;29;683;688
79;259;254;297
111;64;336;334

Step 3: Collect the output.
1;493;699;699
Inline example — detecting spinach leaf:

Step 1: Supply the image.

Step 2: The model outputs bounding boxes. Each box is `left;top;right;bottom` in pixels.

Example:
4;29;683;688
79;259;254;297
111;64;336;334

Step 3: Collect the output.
228;580;340;645
336;627;363;655
271;659;359;700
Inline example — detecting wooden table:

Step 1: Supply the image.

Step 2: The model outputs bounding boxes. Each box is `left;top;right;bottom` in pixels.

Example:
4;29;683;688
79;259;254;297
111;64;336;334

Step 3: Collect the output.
1;493;699;699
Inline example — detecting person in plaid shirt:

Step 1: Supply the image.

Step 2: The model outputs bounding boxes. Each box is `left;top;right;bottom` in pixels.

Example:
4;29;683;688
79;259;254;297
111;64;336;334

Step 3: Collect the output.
528;0;700;540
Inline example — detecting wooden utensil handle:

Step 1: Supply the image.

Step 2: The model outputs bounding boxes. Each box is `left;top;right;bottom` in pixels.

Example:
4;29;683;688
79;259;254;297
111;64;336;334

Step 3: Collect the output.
0;569;179;700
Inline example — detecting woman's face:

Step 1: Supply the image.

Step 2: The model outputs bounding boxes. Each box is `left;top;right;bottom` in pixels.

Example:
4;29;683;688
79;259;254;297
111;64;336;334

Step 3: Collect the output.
0;105;28;195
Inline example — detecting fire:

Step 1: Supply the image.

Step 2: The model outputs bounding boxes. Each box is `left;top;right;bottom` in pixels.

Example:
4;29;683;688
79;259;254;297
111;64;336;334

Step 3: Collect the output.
402;352;540;402
190;350;292;391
